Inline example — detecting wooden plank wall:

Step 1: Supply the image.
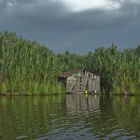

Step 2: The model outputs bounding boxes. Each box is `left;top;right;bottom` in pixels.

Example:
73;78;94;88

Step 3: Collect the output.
66;71;100;93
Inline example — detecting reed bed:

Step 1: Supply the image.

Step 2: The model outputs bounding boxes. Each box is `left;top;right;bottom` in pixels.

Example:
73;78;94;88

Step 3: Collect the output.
0;32;65;95
0;32;139;95
84;45;140;94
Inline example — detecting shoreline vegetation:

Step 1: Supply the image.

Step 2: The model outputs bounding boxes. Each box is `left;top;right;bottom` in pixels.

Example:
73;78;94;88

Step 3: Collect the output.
0;31;140;95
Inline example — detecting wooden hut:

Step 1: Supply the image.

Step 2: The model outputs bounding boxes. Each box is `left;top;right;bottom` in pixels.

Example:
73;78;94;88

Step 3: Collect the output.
59;69;100;94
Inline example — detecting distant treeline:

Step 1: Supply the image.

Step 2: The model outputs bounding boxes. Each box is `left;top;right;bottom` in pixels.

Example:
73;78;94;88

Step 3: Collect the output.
0;31;139;95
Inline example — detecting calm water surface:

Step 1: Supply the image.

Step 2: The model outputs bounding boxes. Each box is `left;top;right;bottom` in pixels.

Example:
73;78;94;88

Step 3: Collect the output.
0;95;140;140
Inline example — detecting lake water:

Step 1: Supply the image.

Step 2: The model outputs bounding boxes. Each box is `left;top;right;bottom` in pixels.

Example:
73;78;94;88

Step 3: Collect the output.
0;95;140;140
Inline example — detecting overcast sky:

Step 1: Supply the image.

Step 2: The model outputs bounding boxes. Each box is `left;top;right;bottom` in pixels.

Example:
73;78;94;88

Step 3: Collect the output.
0;0;140;53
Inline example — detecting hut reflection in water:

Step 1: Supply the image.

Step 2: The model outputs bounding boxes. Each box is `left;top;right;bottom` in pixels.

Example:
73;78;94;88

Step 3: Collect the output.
66;95;100;116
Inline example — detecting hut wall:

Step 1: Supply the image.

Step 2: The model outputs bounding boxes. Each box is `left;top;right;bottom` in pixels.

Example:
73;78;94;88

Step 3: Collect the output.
66;76;76;93
66;71;100;93
96;76;100;92
88;79;93;92
76;76;80;92
81;72;89;91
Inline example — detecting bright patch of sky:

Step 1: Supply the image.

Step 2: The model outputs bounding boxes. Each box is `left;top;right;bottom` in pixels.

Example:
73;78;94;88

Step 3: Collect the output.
60;0;121;12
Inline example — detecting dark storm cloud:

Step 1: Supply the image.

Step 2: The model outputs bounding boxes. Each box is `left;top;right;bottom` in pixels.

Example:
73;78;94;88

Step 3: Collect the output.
0;0;133;29
0;0;140;53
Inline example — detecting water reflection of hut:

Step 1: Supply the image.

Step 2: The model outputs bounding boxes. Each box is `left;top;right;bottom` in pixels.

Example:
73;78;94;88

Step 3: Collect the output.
59;69;100;94
66;95;100;115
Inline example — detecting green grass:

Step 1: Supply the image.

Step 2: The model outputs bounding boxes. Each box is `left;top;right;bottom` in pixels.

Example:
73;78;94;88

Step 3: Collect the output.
0;32;139;95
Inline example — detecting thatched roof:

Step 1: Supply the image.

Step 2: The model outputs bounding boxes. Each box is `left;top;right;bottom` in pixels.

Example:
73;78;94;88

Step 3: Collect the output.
59;69;83;78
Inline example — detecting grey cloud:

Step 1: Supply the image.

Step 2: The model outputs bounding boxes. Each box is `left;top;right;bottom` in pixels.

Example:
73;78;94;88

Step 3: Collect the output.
1;0;140;30
0;0;140;53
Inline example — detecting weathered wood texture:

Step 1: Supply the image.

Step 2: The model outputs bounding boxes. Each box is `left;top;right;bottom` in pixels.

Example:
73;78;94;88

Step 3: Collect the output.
64;70;100;93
